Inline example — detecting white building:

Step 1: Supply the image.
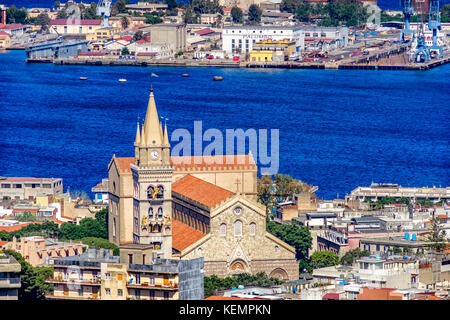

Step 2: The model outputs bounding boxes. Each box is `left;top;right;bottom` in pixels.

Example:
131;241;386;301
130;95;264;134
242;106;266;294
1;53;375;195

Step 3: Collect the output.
222;25;305;55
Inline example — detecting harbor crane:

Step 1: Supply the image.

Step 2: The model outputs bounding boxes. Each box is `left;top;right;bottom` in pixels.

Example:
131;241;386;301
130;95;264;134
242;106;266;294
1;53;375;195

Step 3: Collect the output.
428;0;443;59
96;0;112;28
401;0;415;42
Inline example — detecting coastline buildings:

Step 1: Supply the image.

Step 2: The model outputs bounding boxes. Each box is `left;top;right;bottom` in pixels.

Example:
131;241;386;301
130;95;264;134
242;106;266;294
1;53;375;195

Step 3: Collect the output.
0;251;21;300
107;89;299;281
0;177;63;201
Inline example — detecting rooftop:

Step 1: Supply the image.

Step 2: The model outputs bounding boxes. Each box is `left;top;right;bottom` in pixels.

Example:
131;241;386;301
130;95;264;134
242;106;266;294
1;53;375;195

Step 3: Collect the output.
172;219;206;252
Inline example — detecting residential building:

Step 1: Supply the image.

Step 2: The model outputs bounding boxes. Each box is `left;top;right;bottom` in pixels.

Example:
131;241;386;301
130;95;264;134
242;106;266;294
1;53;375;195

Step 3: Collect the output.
0;31;10;49
359;233;430;255
46;248;204;300
49;19;103;35
125;2;168;14
346;183;450;202
0;251;21;300
92;179;109;205
0;23;30;37
1;236;88;266
200;13;219;25
260;0;282;11
86;26;120;42
222;25;305;55
302;26;349;50
0;177;63;201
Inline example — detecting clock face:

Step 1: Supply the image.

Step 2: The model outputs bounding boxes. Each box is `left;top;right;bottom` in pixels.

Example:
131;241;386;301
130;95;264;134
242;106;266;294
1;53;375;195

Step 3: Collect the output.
150;150;159;160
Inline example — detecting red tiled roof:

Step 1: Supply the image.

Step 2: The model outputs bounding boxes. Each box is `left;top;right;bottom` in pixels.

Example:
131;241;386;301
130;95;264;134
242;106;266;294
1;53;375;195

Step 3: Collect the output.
0;222;42;232
118;36;133;42
172;219;205;251
195;28;215;36
79;51;106;56
437;214;448;219
0;177;59;183
322;293;340;300
114;157;135;173
0;240;8;247
50;19;102;26
357;287;402;300
0;23;27;30
0;31;11;37
172;175;234;208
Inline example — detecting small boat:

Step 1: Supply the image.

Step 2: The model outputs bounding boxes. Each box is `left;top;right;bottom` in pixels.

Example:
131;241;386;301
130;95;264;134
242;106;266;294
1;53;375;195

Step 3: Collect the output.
119;78;127;82
182;73;189;77
213;76;223;81
79;77;88;80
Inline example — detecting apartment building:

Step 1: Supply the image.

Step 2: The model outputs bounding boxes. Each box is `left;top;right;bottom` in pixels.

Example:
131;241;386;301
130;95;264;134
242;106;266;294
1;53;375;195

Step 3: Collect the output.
46;248;204;300
0;251;21;300
0;177;63;201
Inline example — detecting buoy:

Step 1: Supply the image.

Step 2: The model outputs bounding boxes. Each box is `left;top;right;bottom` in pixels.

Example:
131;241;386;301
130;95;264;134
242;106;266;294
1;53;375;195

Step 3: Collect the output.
182;73;189;77
213;76;223;81
79;77;88;80
119;78;127;82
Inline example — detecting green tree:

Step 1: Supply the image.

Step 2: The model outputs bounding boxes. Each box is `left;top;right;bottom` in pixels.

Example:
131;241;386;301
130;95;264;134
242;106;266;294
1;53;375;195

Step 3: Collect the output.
424;218;447;254
310;251;340;270
15;212;37;222
165;0;178;10
81;237;120;255
79;218;107;239
266;219;312;261
441;4;450;23
247;4;262;25
111;0;129;15
145;14;163;24
5;250;53;300
6;5;28;24
340;248;370;266
59;222;83;240
281;0;301;13
36;13;51;32
183;6;198;23
95;208;108;232
133;30;144;41
296;3;312;22
0;230;13;241
230;6;243;23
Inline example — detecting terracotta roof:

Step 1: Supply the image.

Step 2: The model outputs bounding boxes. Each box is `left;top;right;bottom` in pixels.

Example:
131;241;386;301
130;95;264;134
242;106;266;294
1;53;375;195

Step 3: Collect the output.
79;51;106;56
0;240;8;247
322;293;340;300
357;287;402;300
0;23;27;30
114;157;135;173
195;28;215;36
203;296;268;300
0;177;59;183
0;31;11;37
172;175;234;208
437;215;448;219
0;222;42;232
172;219;205;251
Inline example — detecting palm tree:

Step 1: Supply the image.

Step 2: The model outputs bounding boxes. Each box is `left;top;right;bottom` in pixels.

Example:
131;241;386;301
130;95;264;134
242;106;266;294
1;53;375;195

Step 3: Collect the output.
121;16;130;30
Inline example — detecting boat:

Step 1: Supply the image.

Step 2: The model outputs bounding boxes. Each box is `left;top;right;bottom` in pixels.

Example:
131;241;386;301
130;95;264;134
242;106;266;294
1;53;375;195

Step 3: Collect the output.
119;78;127;82
79;77;88;80
182;73;189;77
213;76;223;81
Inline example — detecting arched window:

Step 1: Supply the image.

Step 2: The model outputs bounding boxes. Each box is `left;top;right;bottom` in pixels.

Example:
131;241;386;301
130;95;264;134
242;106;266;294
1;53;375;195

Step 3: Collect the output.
156;185;164;199
148;207;154;218
234;220;242;237
113;218;116;237
249;222;256;236
157;207;163;218
147;186;155;199
220;223;226;236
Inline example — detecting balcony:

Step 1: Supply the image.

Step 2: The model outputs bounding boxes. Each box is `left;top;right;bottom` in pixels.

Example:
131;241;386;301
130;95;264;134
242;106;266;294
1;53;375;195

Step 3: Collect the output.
126;282;178;291
46;277;101;286
0;277;21;288
45;293;100;300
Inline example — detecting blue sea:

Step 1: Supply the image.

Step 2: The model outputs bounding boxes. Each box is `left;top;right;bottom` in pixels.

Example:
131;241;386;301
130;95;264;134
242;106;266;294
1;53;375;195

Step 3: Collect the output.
0;50;449;199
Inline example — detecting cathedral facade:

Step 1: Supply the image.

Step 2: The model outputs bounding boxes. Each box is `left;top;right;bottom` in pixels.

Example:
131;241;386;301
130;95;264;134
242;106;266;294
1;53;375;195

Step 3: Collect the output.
108;89;299;280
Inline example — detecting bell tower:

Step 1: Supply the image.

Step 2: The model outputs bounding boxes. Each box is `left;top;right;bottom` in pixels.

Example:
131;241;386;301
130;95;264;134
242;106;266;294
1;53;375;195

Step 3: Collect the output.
130;88;173;259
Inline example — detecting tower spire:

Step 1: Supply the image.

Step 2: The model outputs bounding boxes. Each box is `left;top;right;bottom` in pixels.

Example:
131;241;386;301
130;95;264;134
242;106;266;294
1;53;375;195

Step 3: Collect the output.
163;121;170;147
143;88;162;145
135;121;141;145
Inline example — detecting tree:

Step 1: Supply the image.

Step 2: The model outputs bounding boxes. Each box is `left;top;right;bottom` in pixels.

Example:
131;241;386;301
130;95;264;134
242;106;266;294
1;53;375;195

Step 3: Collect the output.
183;5;198;23
15;212;37;222
59;222;84;240
111;0;129;15
6;5;28;24
79;218;107;239
230;6;243;23
81;237;119;255
281;0;301;13
145;14;163;24
310;251;339;270
296;3;312;22
424;218;447;254
5;250;53;300
266;219;312;261
247;4;262;25
120;16;130;29
36;13;51;32
441;4;450;23
133;30;144;41
340;248;370;266
165;0;178;10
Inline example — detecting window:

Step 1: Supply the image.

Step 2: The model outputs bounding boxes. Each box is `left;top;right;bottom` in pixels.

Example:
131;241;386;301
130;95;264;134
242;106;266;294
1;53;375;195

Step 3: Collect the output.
149;207;154;218
220;223;226;236
128;254;133;264
249;222;256;236
164;292;170;300
150;275;155;285
149;290;155;299
118;274;123;281
113;218;116;237
147;186;155;199
275;245;279;252
105;288;111;296
118;289;123;296
105;273;111;280
78;287;83;296
234;220;242;237
135;289;141;297
158;207;163;218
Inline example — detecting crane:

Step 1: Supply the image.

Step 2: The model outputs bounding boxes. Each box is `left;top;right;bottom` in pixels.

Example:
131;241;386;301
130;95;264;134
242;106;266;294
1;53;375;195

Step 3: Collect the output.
428;0;443;59
401;0;415;42
96;0;112;28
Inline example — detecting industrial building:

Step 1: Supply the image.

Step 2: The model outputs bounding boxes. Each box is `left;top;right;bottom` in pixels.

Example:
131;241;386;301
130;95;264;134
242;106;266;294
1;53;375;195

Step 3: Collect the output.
26;39;89;60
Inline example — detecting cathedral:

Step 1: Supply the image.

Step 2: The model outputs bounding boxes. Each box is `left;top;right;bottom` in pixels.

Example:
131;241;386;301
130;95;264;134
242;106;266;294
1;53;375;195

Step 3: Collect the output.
108;88;299;281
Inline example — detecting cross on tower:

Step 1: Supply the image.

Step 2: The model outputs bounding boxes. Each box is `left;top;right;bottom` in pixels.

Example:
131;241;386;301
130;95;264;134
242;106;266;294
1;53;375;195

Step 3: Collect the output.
235;178;241;194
